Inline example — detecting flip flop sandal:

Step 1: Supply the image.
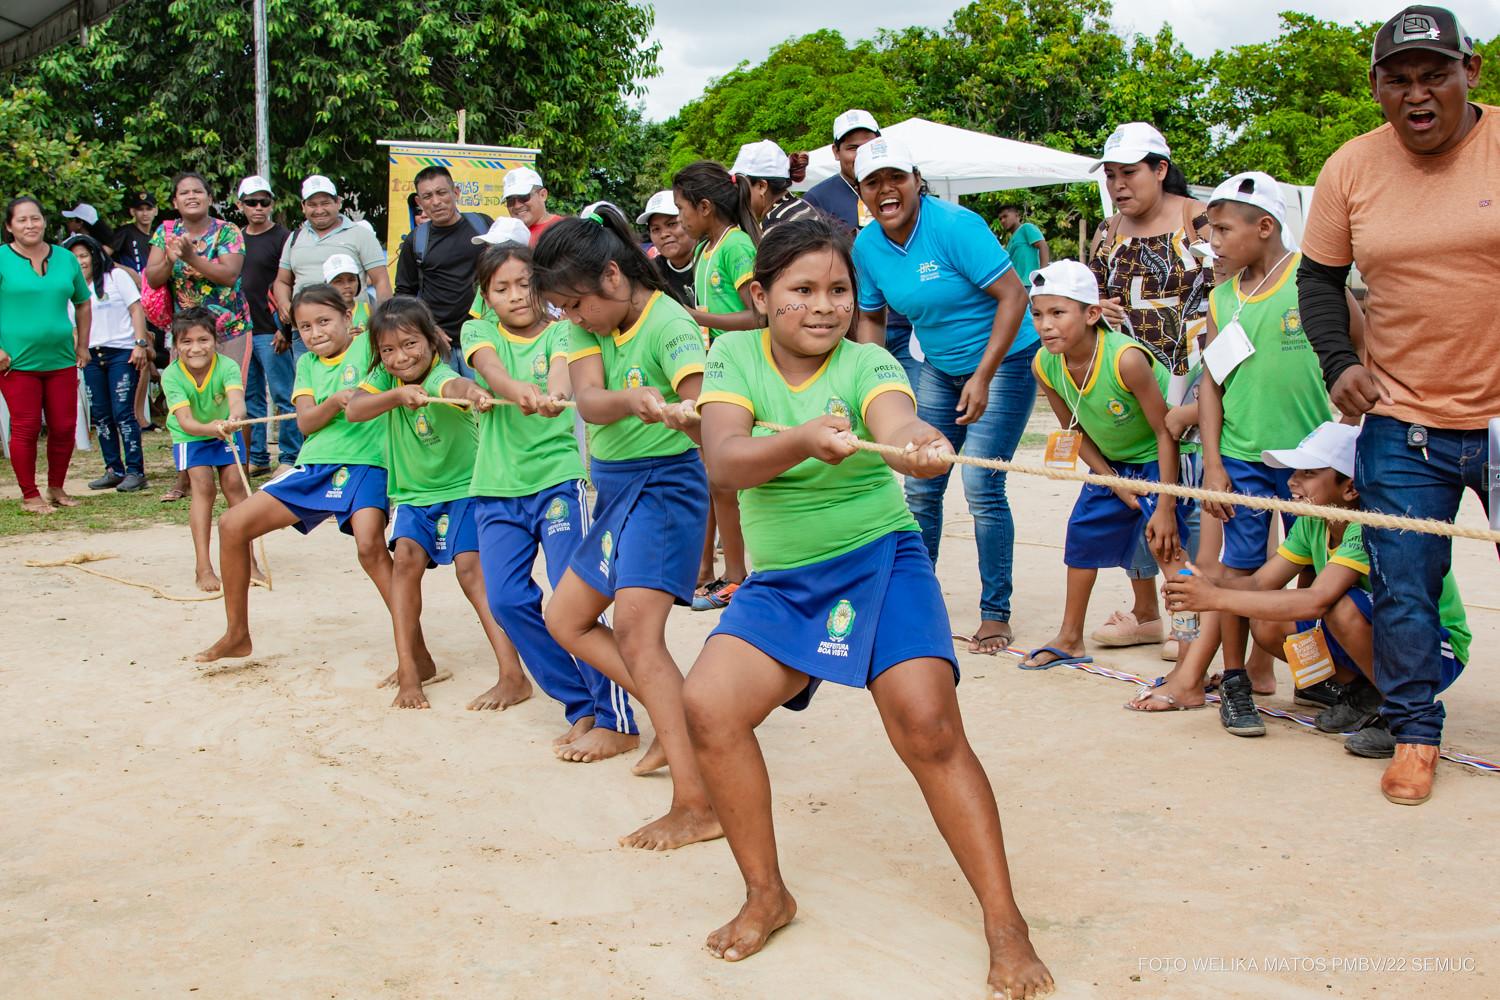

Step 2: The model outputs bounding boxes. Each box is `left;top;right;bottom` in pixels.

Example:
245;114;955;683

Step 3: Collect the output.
159;487;187;503
953;626;1014;656
1018;646;1093;670
1124;688;1206;712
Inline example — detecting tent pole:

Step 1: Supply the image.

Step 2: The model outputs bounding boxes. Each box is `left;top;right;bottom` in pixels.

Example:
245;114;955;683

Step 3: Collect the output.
253;0;270;181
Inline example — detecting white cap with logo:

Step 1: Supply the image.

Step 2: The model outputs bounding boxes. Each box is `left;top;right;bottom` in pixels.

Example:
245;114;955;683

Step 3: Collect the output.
730;140;790;180
62;203;99;226
301;175;338;200
1091;122;1172;171
833;109;881;142
636;190;679;225
473;216;531;247
1262;422;1359;478
1026;260;1100;306
854;137;917;183
237;175;273;199
502;167;545;199
322;253;361;282
1209;171;1298;251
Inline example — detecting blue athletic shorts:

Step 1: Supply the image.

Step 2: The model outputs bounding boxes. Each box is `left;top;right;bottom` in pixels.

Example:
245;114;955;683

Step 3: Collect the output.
262;462;389;536
388;497;478;567
1295;587;1464;693
1220;457;1296;570
1065;459;1193;571
711;530;959;711
174;433;248;470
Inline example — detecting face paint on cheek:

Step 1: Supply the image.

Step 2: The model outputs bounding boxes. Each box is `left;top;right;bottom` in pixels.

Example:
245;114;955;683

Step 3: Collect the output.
833;304;853;313
773;303;808;317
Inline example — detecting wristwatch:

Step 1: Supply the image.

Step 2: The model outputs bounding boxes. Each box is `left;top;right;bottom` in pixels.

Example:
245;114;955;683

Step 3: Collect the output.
134;338;150;348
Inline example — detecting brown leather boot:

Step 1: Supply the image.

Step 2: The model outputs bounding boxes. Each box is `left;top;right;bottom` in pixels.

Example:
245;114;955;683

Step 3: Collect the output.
1381;743;1439;805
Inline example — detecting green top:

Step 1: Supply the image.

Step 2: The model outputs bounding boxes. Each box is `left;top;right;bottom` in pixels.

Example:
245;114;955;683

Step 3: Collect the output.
358;359;472;505
693;227;756;341
1208;256;1329;461
1032;328;1168;464
700;330;918;571
292;332;386;467
461;318;583;497
1279;516;1470;665
162;355;243;444
0;244;90;372
351;298;371;334
566;291;706;462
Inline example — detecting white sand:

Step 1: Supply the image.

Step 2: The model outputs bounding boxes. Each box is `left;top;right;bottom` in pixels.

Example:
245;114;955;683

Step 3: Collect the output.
3;455;1498;999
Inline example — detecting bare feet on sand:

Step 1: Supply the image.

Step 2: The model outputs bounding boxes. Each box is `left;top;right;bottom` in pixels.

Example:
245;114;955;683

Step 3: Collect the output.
195;568;222;593
630;735;668;776
466;674;534;711
553;716;595;747
619;806;721;851
195;631;252;663
376;650;440;689
46;488;80;508
985;920;1054;999
555;727;639;763
706;887;798;962
20;496;54;514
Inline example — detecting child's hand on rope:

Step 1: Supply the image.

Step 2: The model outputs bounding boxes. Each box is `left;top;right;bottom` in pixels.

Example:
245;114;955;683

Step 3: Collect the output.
627;386;667;424
660;399;700;433
799;415;859;465
897;428;954;479
393;384;430;410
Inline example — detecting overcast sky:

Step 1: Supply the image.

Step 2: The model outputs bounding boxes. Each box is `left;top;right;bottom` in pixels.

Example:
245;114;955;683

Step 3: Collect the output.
640;0;1500;120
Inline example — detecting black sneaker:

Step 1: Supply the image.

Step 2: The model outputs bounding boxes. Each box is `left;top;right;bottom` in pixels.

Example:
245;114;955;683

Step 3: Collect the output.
116;472;148;493
1314;677;1383;734
89;471;125;490
1294;677;1345;710
1218;672;1265;737
1345;718;1397;759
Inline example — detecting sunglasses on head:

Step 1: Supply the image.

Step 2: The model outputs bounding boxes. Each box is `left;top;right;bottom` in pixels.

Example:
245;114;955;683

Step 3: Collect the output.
241;197;272;207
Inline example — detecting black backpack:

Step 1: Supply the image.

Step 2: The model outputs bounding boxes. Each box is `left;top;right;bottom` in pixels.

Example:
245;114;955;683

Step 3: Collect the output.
411;212;490;264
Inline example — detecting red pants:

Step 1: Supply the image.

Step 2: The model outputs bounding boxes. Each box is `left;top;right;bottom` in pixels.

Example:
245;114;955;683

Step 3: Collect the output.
1;367;78;499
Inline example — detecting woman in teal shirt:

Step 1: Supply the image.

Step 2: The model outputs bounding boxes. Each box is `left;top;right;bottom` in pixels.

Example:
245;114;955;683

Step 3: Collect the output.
0;196;92;514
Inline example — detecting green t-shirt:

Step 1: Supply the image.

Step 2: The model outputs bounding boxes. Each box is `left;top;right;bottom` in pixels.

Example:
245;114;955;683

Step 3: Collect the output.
462;318;584;497
1005;222;1045;286
566;291;706;462
1279;516;1470;665
1208;256;1330;461
292;332;386;467
351;298;371;334
1032;329;1169;464
0;244;90;372
162;356;243;444
699;330;919;571
693;227;756;341
358;359;473;505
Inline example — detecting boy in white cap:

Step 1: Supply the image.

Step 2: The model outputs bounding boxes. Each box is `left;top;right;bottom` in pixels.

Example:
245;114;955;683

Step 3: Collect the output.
1164;421;1470;766
502;166;562;242
1023;260;1188;670
322;253;371;331
637;190;695;306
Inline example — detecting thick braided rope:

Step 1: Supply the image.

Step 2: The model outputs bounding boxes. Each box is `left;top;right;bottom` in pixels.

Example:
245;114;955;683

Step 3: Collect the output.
752;421;1500;545
223;397;577;428
25;553;222;602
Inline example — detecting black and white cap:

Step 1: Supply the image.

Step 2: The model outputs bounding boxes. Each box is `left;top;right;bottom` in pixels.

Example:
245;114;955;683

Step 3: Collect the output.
1372;5;1473;67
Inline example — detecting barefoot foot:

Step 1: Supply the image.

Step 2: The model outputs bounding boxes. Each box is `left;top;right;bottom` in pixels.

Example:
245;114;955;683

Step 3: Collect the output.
555;727;639;763
553;716;595;747
195;568;222;593
706;886;798;962
46;488;80;508
195;631;252;663
619;806;722;851
986;920;1054;999
467;673;534;711
631;735;668;776
20;496;54;514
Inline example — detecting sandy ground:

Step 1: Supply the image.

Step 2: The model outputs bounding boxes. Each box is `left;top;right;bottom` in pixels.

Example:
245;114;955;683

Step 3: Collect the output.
3;451;1498;1000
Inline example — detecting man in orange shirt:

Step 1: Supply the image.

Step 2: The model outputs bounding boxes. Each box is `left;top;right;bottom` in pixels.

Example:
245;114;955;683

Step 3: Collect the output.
1298;4;1494;807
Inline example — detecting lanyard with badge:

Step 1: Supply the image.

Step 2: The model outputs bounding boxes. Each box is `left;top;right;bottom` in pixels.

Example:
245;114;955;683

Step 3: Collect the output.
1202;250;1293;384
1045;336;1101;470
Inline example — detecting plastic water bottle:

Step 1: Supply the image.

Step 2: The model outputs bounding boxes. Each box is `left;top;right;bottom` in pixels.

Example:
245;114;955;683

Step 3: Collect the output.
1171;568;1200;642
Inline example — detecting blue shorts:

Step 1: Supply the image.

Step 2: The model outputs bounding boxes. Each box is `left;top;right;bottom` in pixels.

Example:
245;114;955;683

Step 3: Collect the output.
174;433;248;470
389;497;478;567
1295;588;1465;693
262;462;389;536
711;531;959;711
1220;457;1296;570
570;450;709;605
1065;460;1194;571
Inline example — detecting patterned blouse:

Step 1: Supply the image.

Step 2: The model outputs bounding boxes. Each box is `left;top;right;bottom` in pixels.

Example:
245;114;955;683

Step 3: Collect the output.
1088;211;1213;376
149;218;250;338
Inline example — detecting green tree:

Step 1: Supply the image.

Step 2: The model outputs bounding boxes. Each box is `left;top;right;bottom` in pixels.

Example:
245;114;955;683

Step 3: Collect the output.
0;85;139;217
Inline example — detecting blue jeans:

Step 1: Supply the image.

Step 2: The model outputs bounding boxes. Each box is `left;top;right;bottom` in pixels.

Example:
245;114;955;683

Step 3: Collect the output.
244;332;301;467
905;352;1035;621
885;320;919;386
1356;414;1491;746
82;347;143;475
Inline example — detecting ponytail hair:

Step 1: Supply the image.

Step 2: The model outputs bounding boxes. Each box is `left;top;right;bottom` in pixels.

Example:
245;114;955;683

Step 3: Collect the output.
673;160;761;244
531;202;668;301
1143;154;1190;198
291;282;350;324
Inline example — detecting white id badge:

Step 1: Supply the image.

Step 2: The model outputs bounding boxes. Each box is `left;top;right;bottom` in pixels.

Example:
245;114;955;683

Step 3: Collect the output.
1203;320;1255;383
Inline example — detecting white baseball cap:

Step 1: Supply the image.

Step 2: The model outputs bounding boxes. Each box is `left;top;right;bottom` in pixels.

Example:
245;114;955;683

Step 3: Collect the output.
322;253;360;281
1091;122;1172;171
731;140;790;180
301;174;338;200
1027;260;1100;306
635;190;679;225
236;175;272;199
1262;422;1359;478
833;109;881;142
502;167;545;199
62;203;99;226
854;137;917;183
1208;171;1298;251
473;216;531;246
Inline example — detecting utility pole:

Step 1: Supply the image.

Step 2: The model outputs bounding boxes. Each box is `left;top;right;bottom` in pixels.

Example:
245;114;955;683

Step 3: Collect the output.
253;0;271;181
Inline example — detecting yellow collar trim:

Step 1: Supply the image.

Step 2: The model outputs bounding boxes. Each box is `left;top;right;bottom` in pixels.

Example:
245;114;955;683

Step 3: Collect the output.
761;330;835;392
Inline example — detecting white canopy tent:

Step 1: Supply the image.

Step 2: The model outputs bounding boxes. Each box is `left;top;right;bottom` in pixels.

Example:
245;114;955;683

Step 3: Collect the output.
798;117;1111;214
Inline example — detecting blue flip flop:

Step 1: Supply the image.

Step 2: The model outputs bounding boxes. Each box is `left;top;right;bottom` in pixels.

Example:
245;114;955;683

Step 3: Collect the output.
1018;646;1094;670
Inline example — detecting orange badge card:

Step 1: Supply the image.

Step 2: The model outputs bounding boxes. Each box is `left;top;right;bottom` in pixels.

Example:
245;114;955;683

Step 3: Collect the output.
1284;626;1336;689
1045;429;1081;470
